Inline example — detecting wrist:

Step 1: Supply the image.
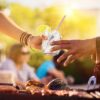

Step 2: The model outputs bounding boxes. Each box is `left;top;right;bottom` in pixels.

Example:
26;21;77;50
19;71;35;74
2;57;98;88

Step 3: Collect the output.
20;32;33;46
96;37;100;52
90;38;96;54
27;35;35;47
96;37;100;63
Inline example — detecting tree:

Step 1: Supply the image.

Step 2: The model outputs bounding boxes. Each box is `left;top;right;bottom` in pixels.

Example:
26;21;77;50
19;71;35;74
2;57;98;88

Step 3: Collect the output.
0;0;8;10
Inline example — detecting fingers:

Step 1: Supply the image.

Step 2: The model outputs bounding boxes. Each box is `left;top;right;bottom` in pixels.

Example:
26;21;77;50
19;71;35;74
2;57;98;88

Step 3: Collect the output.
57;50;76;63
57;52;69;63
63;54;81;66
51;44;71;51
64;55;73;66
57;50;81;66
51;40;71;45
41;35;48;40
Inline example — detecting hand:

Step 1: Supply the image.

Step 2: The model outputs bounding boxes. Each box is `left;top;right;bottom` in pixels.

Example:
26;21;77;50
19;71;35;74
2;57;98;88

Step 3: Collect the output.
29;35;46;49
51;38;96;66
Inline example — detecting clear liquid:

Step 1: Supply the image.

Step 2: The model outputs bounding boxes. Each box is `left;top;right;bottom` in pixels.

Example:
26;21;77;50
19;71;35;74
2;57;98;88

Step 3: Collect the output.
42;30;61;56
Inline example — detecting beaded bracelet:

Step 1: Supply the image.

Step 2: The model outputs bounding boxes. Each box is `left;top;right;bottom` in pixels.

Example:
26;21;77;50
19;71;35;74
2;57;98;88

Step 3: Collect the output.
20;32;27;45
25;34;32;45
20;32;32;46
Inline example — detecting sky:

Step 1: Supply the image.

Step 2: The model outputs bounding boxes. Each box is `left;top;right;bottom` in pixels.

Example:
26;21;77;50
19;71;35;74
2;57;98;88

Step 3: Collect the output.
7;0;100;9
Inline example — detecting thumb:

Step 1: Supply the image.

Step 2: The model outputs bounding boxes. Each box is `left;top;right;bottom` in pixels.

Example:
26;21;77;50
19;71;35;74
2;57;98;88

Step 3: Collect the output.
42;35;48;40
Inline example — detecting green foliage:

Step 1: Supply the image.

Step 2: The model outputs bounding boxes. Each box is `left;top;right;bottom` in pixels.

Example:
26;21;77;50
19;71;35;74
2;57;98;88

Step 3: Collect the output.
0;0;8;10
0;33;17;45
9;4;96;39
28;50;51;69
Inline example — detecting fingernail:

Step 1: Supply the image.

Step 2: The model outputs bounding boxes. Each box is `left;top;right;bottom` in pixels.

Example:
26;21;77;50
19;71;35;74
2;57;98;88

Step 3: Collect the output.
64;63;67;67
57;59;60;63
64;64;66;67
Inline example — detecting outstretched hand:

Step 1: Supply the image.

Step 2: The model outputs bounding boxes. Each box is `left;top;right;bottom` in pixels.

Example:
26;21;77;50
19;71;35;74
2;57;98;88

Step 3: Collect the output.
51;38;96;66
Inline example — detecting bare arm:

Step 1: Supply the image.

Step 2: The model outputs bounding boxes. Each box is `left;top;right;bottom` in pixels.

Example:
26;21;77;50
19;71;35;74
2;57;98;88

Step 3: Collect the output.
0;12;42;49
48;68;65;80
0;12;24;41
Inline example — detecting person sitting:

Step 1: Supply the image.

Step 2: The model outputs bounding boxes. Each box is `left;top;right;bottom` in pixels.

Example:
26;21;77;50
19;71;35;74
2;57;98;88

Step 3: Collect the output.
0;44;39;83
36;50;74;84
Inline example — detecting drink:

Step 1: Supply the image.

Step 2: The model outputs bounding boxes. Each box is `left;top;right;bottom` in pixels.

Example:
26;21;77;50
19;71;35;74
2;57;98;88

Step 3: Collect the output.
42;30;61;56
42;15;66;56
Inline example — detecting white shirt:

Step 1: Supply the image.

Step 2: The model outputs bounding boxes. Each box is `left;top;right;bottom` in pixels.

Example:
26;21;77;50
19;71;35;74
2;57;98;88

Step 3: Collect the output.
0;58;39;82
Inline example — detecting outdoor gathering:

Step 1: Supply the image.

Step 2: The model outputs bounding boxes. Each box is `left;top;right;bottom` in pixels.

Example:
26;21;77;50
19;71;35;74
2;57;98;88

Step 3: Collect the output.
0;0;100;100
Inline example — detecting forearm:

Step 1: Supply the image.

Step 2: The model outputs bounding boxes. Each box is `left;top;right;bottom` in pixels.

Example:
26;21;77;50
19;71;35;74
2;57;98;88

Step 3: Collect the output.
49;69;65;80
0;12;24;41
96;37;100;63
0;12;42;49
96;37;100;53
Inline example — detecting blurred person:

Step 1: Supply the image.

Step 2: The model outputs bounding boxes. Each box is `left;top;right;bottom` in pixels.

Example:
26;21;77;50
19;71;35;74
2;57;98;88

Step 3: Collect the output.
0;43;6;66
0;11;44;49
36;50;74;84
0;44;39;84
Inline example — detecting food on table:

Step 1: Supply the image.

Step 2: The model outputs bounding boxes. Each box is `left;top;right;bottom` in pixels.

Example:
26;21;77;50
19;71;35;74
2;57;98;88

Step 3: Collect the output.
24;79;100;99
0;79;99;99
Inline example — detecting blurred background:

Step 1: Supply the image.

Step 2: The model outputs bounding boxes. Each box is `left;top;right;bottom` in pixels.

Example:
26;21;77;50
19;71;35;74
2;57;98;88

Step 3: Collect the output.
0;0;100;84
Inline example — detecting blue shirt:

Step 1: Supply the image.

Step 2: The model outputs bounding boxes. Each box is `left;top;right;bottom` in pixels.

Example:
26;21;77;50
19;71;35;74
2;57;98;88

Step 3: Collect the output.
36;61;55;79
